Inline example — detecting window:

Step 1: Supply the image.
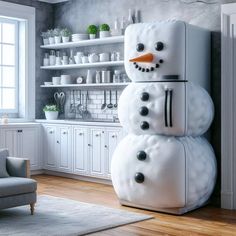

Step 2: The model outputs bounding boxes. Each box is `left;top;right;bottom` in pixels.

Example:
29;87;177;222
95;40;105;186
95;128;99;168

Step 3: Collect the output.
0;17;18;114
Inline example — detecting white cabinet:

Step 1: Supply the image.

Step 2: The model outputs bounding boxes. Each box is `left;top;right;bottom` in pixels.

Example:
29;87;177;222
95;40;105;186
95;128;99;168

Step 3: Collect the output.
73;127;89;175
0;126;41;170
73;125;124;179
43;125;57;170
42;124;72;173
105;128;123;178
89;127;105;177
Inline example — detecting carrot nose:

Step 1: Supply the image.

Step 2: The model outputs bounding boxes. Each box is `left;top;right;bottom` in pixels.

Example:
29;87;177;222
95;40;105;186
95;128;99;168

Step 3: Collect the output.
129;53;154;63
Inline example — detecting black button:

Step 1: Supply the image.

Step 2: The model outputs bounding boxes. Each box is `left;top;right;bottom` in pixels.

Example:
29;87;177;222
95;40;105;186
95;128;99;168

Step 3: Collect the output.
140;121;149;130
137;151;147;161
155;42;164;51
139;106;149;116
140;92;149;101
135;172;145;183
136;43;144;52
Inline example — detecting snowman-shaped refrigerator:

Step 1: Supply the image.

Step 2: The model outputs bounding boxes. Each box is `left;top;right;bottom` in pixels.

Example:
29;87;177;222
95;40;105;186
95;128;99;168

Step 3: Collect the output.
111;21;217;215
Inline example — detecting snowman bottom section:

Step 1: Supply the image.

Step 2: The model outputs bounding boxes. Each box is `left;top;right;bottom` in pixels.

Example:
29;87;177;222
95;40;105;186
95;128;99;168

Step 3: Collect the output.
111;134;216;214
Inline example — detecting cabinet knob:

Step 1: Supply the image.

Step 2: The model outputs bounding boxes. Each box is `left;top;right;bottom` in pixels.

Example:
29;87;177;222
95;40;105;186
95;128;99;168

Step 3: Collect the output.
79;132;83;136
111;134;117;138
49;130;54;134
17;130;23;133
95;133;100;137
104;145;108;148
62;131;67;135
57;141;59;144
88;144;91;146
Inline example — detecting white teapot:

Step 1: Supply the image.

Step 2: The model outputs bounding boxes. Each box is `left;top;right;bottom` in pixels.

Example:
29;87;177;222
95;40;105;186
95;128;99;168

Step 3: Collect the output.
88;53;99;63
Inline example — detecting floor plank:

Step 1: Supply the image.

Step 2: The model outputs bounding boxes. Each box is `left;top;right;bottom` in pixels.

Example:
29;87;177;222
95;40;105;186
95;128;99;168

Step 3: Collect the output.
33;175;236;236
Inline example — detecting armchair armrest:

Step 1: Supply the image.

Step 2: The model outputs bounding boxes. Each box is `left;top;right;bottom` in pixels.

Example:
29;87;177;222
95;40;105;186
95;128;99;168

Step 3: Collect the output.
6;157;30;178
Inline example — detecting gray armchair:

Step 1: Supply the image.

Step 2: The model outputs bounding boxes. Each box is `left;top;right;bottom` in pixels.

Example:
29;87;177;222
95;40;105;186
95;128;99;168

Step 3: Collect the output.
0;149;37;215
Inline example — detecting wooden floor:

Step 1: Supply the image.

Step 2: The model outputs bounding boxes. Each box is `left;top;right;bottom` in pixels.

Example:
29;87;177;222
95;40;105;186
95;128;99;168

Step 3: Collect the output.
34;175;236;236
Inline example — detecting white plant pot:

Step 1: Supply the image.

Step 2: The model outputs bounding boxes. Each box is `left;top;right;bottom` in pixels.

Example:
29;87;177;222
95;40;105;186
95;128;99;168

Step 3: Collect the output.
45;111;58;120
43;38;49;45
89;34;96;39
49;37;55;44
99;31;110;38
62;36;70;43
54;36;61;44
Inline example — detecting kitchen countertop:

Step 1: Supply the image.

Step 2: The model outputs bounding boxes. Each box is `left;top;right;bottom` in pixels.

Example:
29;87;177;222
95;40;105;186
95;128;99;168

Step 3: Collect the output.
35;119;122;127
0;122;40;127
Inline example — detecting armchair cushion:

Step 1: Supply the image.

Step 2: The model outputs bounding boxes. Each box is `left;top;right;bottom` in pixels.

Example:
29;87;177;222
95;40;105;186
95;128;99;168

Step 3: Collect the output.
0;177;37;197
0;149;9;178
6;157;30;178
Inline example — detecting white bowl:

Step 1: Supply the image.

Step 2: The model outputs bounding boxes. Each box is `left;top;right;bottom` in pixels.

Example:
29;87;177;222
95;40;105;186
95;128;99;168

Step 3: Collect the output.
72;33;88;40
61;75;73;84
44;82;53;85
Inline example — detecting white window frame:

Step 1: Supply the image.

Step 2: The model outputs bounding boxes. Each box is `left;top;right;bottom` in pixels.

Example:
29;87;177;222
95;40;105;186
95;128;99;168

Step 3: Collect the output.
0;17;19;114
0;1;35;120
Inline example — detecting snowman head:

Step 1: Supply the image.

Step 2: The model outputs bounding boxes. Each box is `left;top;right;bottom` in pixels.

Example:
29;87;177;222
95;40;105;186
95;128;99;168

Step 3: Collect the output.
124;21;186;82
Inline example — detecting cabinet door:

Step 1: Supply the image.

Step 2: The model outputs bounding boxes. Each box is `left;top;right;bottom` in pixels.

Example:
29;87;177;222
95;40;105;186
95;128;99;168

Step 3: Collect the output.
105;128;123;178
0;128;18;156
43;125;57;170
73;127;88;175
89;128;105;177
57;126;72;173
20;127;40;170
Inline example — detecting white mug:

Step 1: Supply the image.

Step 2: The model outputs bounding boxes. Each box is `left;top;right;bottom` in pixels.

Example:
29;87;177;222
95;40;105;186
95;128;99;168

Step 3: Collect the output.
52;76;61;85
74;55;82;64
99;53;110;62
82;56;89;64
61;56;69;65
55;57;61;65
88;53;99;63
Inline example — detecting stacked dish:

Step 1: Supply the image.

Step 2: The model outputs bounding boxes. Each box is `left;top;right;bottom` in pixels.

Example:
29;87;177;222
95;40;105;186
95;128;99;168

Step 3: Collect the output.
72;34;89;42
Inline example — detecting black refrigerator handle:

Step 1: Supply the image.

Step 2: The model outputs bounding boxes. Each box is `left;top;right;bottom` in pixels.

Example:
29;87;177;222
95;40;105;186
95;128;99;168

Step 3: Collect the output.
169;89;173;127
164;89;168;127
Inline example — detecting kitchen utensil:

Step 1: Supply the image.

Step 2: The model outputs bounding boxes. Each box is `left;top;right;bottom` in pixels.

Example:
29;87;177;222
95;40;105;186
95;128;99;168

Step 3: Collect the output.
59;92;66;113
54;92;60;109
101;90;106;110
99;53;110;62
114;90;118;109
107;90;113;109
82;56;89;64
95;71;101;83
86;70;93;83
61;75;72;84
88;53;99;63
69;90;73;113
77;90;83;114
44;82;53;85
83;91;91;119
52;77;61;85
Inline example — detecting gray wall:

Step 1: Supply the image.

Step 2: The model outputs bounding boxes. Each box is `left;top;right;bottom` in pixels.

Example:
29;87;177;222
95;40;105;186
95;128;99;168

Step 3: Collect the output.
53;0;236;205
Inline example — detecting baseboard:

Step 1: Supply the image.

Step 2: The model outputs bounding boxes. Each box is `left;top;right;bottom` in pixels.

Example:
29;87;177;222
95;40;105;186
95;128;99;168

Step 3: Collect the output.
221;191;234;209
31;170;44;175
43;170;112;185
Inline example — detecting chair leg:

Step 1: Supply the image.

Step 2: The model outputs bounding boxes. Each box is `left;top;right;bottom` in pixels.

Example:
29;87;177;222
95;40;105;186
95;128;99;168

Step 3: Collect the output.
30;203;35;215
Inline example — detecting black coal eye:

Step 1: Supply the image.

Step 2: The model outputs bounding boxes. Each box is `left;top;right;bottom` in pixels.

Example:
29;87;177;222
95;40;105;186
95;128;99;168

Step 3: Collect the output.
136;43;144;52
155;42;164;51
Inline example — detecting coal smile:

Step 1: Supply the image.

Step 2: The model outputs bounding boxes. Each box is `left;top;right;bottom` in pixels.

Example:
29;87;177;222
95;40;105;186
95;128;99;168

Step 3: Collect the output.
133;59;164;72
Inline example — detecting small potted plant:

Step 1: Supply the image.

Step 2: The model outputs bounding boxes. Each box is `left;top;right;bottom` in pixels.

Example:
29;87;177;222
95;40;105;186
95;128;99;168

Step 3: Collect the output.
41;31;50;45
99;24;110;38
43;104;59;120
53;28;61;44
87;24;98;39
61;28;71;43
48;29;55;44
